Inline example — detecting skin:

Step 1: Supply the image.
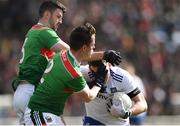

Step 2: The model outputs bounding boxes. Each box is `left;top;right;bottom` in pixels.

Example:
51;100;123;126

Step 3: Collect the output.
38;8;70;51
89;62;110;83
72;34;101;102
90;63;148;116
48;8;63;31
38;8;105;60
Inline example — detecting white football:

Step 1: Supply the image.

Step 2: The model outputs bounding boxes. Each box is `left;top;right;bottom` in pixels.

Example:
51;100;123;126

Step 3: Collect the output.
112;92;132;111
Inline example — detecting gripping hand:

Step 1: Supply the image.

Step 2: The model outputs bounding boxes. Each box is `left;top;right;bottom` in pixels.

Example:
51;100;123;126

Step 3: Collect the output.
103;50;122;66
92;63;108;88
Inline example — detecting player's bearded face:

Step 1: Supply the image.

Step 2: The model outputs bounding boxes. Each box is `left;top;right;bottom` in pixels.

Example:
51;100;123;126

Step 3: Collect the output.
49;9;63;31
49;16;56;31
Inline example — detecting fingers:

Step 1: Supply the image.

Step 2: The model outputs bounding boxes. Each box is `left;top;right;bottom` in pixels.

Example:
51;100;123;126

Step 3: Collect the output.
110;51;122;66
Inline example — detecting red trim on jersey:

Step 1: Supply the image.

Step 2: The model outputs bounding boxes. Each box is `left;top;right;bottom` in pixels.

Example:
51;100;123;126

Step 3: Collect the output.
41;48;55;59
31;25;44;30
61;50;79;78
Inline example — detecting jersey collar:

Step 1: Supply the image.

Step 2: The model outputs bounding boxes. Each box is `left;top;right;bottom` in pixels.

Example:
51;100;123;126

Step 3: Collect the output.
37;22;44;26
68;50;81;67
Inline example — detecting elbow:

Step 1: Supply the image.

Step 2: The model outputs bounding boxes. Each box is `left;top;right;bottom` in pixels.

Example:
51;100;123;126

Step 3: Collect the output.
84;99;91;103
82;95;95;103
144;102;148;112
142;101;148;112
83;96;95;103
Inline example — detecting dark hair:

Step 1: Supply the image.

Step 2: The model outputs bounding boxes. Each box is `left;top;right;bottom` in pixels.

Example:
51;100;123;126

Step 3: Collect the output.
39;1;66;18
88;60;103;67
69;22;96;51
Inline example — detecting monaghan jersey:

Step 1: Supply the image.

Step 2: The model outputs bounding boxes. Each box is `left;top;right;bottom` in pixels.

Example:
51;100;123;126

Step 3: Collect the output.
28;50;87;116
80;65;140;125
14;23;60;89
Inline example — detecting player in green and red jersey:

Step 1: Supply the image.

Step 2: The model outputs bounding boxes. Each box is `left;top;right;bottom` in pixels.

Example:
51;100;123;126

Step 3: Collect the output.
12;1;69;124
24;22;108;125
13;1;122;125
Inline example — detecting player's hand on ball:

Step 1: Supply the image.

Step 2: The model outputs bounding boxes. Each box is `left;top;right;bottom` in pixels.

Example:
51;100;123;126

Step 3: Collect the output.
106;92;132;119
103;50;122;66
107;97;127;118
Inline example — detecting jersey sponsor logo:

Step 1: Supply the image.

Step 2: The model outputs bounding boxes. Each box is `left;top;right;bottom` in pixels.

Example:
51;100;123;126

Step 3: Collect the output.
31;25;44;30
110;69;123;82
61;50;80;78
110;87;117;93
97;93;108;100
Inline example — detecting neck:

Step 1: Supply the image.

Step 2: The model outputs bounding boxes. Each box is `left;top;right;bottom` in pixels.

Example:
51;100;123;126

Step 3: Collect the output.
38;19;50;28
70;49;81;63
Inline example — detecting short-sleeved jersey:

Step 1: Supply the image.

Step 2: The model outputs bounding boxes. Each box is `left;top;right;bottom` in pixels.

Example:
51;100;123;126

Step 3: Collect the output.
14;23;60;89
28;50;87;116
80;65;140;125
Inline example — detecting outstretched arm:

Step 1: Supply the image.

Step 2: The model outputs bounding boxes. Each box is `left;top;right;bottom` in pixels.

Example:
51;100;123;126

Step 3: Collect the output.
51;39;70;52
84;50;122;66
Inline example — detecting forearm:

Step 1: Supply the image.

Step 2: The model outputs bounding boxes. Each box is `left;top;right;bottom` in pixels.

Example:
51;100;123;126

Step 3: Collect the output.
51;40;70;53
84;51;105;61
130;101;148;116
77;84;101;103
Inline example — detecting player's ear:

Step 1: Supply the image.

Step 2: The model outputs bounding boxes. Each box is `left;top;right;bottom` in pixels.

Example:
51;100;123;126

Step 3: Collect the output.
43;10;51;19
82;45;88;52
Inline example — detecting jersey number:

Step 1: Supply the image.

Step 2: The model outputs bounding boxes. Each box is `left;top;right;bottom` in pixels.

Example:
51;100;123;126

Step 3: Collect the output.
19;38;28;64
40;60;54;84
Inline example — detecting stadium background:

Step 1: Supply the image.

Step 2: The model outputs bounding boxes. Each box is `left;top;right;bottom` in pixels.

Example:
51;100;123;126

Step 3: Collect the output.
0;0;180;124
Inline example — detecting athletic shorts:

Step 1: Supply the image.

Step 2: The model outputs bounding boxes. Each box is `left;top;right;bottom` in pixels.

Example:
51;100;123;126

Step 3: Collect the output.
83;116;105;125
24;107;65;125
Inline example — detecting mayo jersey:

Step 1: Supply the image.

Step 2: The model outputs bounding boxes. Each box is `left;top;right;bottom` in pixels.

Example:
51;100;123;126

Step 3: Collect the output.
28;50;87;116
80;65;139;125
13;23;61;89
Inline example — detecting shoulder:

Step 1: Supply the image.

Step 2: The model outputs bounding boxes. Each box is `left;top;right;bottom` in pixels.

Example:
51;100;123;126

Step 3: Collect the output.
40;27;58;36
60;50;82;79
110;66;133;80
80;65;89;73
110;66;137;90
80;65;92;82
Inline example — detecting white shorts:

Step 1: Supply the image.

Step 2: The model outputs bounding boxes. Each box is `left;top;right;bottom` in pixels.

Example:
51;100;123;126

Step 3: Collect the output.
13;83;35;124
24;107;65;125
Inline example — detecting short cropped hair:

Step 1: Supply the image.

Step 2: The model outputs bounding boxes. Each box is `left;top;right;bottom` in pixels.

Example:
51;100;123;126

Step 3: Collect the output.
69;22;96;51
39;1;66;18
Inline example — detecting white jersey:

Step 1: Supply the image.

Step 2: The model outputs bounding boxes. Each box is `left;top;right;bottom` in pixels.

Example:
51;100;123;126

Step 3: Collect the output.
80;65;138;125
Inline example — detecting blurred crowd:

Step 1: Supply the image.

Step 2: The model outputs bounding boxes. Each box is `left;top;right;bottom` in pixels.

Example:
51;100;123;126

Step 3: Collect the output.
0;0;180;116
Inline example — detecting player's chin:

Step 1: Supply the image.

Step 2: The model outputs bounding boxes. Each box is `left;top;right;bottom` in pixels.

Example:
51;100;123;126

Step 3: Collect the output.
54;25;59;31
54;27;58;31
